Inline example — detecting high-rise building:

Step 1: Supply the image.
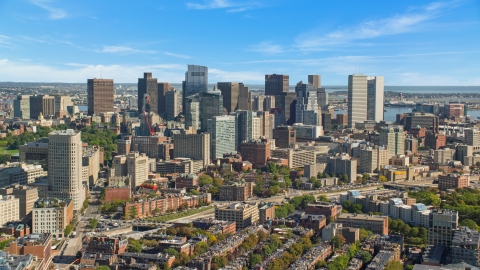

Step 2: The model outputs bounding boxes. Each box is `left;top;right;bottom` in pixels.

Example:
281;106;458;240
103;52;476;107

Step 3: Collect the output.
253;95;266;111
367;76;384;122
0;195;19;225
265;74;289;96
379;126;406;157
273;126;296;148
30;95;55;119
317;88;328;111
165;89;180;121
48;129;86;212
87;79;114;116
138;72;158;114
326;154;357;182
465;129;480;147
53;95;73;115
157;82;171;116
234;110;260;150
112;152;153;191
308;75;321;88
238;84;252;111
321;112;332;132
428;209;458;247
209;115;237;159
200;90;223;131
348;74;368;128
241;138;271;168
185;95;201;131
295;81;320;125
264;96;275;111
14;95;31;119
217;82;240;113
183;65;208;113
359;146;389;173
275;92;297;125
173;133;211;168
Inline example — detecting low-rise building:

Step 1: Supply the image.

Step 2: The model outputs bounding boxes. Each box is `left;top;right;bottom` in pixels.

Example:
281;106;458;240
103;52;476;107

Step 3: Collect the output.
451;226;480;266
214;203;259;229
259;203;275;224
32;198;73;239
175;174;199;189
4;232;52;270
299;214;327;232
104;186;131;202
0;195;20;226
219;183;253;201
305;202;342;219
337;213;388;235
0;162;46;186
84;236;128;254
0;185;38;220
438;174;469;190
117;252;175;268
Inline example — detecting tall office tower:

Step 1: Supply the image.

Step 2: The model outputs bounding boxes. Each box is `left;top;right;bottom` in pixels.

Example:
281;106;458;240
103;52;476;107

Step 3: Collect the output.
30;95;55;119
234;110;260;150
265;74;289;96
217;82;240;113
157;82;171;116
238;84;252;111
173;133;211;168
182;65;208;113
308;75;321;88
137;72;158;114
264;96;275;111
321;112;332;132
295;81;320;125
48;129;86;212
87;78;114;116
465;129;480;147
256;111;273;139
317;88;328;111
270;108;286;127
275;92;297;125
347;74;368;128
253;95;266;111
200;90;223;131
185;95;201;131
53;95;73;114
210;115;237;159
379;126;406;157
367;76;385;122
165;89;180;121
14;95;31;119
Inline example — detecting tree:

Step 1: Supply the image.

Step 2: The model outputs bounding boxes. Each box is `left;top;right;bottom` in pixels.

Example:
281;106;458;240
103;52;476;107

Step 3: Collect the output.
164;247;179;257
379;175;388;182
359;250;372;263
178;226;192;238
189;189;200;195
359;228;371;242
460;219;479;231
362;173;370;184
384;260;403;270
95;267;111;270
249;254;262;267
266;162;278;174
89;218;98;230
127;238;142;253
198;174;213;186
128;206;138;219
317;194;330;202
331;235;345;250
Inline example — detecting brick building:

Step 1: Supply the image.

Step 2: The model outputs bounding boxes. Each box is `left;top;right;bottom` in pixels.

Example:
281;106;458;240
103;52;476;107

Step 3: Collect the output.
219;183;253;201
192;218;236;235
337;213;388;235
299;214;327;232
259;204;275;224
240;138;271;168
104;186;131;202
305;202;342;219
272;126;296;148
174;174;199;189
438;174;469;191
425;132;447;150
85;236;127;254
4;233;52;270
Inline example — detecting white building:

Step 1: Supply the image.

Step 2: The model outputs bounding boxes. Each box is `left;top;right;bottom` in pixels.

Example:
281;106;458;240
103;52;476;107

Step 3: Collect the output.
209;115;237;159
0;195;19;225
348;74;368;128
0;163;46;186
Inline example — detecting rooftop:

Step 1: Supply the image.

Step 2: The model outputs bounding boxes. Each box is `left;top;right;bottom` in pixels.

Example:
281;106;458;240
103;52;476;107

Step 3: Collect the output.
338;213;387;222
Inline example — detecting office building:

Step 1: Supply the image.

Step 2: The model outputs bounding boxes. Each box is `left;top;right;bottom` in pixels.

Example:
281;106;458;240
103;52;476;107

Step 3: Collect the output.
273;126;296;148
131;136;167;159
48;130;86;212
264;96;275;111
434;148;456;165
217;82;249;113
183;65;208;113
219;183;253;201
308;75;321;88
451;227;480;266
359;146;389;173
317;88;328;111
326;154;358;182
428;209;458;247
367;76;384;122
265;74;289;96
0;195;19;225
209;115;236;159
32;198;73;239
4;233;52;268
446;103;465;119
215;203;259;229
253;95;266;111
241;138;270;168
347;74;368;128
259;204;275;224
321;112;332;132
0;185;38;219
165;89;180;121
238;84;252;111
173;133;211;168
14;95;31;119
336;213;388;235
19;138;49;169
235;110;261;149
275;92;297;125
112;152;152;190
379;126;405;157
291;123;323;139
185;95;201;131
200;90;223;131
271;148;316;169
438;174;469;191
156;158;204;175
256;111;274;139
465;129;480;147
138;72;158;114
425;132;447;150
305;202;342;218
270;108;286;127
0;163;46;187
157;82;172;116
404;113;439;132
82;146;101;187
53;95;73;115
295;81;320;125
30;95;55;119
87;79;114;116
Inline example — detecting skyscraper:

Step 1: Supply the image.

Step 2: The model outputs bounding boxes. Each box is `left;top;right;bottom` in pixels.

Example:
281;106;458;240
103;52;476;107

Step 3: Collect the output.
217;82;240;113
138;72;158;114
238;84;252;111
165;89;180;121
30;95;55;119
185;95;201;131
308;75;321;88
87;78;114;116
265;74;289;96
209;115;237;159
183;65;208;113
317;88;328;111
275;92;297;125
347;74;368;128
379;126;406;157
157;82;171;116
367;76;385;122
173;133;211;168
48;129;86;212
295;81;320;125
200;89;223;131
14;95;31;119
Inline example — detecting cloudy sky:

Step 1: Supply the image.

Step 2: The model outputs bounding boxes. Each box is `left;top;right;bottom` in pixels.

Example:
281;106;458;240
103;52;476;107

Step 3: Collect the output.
0;0;479;85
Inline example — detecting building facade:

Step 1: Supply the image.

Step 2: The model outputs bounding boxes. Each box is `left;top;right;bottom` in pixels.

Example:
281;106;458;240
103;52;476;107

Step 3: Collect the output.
87;79;114;116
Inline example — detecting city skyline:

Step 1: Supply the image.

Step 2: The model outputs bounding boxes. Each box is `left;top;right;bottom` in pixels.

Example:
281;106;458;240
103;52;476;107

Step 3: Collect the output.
0;1;479;85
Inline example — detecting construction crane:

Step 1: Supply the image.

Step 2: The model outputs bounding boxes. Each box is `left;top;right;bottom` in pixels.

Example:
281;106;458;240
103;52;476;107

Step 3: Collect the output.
143;94;156;136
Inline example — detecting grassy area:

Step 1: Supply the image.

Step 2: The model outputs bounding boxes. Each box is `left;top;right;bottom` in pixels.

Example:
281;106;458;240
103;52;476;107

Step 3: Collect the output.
0;147;19;155
146;206;214;222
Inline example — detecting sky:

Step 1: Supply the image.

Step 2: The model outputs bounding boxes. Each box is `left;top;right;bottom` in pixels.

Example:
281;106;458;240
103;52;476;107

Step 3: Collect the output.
0;0;479;86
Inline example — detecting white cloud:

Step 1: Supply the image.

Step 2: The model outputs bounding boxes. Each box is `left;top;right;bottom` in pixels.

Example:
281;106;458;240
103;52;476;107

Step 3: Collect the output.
0;35;14;48
209;68;264;82
164;52;191;59
97;45;156;54
294;1;454;52
29;0;66;20
249;41;284;54
19;35;46;43
186;0;260;12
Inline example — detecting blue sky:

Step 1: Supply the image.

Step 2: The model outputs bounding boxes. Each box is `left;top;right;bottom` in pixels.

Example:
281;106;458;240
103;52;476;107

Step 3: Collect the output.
0;0;479;85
